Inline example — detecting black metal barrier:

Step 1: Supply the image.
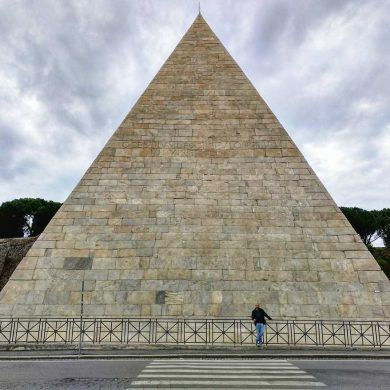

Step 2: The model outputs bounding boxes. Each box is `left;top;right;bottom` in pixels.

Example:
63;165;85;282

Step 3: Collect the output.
0;318;389;348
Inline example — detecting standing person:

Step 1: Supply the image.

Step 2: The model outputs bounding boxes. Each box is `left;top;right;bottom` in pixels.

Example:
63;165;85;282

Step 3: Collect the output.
251;303;272;348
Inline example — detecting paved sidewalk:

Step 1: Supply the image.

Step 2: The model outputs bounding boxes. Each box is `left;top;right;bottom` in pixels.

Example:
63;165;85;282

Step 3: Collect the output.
0;345;389;360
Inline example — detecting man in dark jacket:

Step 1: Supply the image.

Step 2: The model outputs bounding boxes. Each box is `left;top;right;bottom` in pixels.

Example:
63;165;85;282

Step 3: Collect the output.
251;303;272;347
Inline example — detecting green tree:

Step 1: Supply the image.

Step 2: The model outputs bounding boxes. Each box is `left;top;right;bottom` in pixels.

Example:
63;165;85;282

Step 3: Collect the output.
0;200;25;237
378;208;390;248
340;207;382;246
370;247;390;279
0;198;62;238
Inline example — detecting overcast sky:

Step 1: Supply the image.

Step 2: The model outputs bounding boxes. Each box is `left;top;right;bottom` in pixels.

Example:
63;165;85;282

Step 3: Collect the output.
0;0;389;210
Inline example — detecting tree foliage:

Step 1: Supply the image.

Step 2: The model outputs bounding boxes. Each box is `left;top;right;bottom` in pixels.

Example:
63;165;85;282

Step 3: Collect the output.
369;247;390;279
0;198;62;238
378;208;390;248
340;207;390;249
340;207;382;246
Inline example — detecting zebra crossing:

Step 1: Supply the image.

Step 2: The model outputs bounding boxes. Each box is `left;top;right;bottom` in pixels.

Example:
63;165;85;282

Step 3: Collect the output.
128;359;327;389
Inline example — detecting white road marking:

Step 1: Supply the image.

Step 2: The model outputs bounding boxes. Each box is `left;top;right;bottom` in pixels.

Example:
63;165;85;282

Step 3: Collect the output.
139;374;315;379
149;362;294;365
143;369;307;374
150;360;293;363
131;379;326;386
128;359;327;388
147;364;297;368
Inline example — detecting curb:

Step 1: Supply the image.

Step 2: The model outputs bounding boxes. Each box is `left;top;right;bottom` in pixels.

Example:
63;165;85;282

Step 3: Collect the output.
0;352;389;360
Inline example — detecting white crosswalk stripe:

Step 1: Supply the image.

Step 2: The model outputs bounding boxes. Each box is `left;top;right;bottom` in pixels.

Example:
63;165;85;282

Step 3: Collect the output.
128;359;327;389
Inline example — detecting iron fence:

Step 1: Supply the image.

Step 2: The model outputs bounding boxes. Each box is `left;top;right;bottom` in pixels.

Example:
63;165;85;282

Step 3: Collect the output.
0;318;389;348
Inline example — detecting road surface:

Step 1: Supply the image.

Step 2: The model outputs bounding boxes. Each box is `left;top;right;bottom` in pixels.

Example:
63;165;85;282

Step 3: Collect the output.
0;358;388;389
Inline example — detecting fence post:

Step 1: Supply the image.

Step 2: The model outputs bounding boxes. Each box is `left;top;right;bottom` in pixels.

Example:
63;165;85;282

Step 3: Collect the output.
77;278;85;359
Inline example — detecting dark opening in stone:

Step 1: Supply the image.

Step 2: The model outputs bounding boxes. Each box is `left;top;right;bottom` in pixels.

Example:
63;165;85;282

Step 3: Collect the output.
156;290;166;304
63;257;92;270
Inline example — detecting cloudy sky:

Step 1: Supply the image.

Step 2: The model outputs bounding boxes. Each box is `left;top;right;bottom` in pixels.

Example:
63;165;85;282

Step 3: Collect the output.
0;0;389;210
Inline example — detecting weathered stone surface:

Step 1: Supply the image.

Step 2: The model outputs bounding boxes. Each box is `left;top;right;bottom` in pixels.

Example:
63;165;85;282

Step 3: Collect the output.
0;15;388;319
63;257;93;270
155;291;166;304
0;237;37;291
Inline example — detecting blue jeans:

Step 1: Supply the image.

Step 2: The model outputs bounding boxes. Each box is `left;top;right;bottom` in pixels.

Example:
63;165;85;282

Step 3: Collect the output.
256;323;266;345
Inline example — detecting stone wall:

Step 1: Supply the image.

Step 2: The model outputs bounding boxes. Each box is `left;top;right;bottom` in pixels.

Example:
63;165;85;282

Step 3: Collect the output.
0;237;37;291
0;15;389;319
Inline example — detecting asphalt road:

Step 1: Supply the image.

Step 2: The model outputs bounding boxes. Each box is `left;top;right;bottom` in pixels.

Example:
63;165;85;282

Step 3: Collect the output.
0;359;388;389
293;360;390;390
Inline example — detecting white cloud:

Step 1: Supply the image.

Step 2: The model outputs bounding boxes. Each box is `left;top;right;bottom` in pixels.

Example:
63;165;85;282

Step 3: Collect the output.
0;0;389;212
302;129;389;209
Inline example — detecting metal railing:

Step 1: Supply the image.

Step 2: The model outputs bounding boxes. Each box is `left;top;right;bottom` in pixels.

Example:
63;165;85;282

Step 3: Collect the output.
0;318;389;348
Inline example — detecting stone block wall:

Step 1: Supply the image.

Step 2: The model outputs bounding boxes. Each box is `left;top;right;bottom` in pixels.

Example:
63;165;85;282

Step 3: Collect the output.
0;15;389;319
0;237;37;291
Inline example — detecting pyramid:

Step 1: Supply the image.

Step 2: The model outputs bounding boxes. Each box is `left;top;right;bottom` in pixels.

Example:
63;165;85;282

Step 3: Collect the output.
0;15;388;319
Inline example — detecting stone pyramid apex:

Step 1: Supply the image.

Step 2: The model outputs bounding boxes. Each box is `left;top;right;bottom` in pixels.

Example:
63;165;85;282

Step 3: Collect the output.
172;12;223;50
0;14;388;320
